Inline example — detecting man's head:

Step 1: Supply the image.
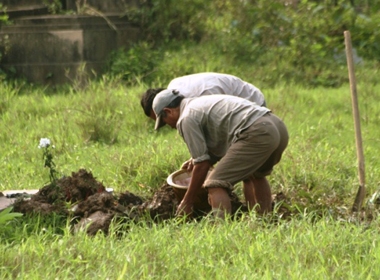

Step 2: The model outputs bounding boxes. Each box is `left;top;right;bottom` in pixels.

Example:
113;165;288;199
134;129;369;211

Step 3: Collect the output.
153;89;184;130
140;88;166;120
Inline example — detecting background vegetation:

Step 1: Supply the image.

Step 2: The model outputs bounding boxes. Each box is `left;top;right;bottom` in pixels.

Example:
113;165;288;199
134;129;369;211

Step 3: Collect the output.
108;0;380;87
1;0;380;278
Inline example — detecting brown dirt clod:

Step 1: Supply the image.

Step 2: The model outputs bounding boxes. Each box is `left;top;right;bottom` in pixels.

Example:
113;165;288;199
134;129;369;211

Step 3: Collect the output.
9;168;295;235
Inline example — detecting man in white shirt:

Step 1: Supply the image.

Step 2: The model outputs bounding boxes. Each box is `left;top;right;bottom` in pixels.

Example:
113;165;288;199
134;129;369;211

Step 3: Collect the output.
140;72;266;120
152;89;288;218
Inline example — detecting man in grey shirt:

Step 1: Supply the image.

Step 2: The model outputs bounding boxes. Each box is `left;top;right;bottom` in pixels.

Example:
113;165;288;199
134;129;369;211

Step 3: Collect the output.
153;89;288;218
140;72;266;120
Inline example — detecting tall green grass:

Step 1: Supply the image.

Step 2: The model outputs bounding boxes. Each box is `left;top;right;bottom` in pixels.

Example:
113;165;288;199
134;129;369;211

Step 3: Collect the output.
2;78;379;204
2;214;380;279
1;73;380;278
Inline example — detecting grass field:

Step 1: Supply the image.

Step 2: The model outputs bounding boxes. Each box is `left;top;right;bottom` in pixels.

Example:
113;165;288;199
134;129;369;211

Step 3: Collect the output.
1;76;380;279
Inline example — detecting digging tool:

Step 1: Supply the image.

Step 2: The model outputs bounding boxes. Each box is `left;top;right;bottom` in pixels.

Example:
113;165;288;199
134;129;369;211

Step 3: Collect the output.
344;30;366;212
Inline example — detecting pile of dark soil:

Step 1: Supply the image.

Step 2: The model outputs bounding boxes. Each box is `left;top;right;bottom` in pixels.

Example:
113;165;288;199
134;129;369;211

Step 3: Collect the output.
10;169;291;235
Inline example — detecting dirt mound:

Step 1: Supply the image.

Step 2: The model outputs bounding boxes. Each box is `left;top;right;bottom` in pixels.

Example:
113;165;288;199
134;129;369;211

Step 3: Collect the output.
141;184;179;221
13;169;107;216
12;169;145;235
9;168;291;235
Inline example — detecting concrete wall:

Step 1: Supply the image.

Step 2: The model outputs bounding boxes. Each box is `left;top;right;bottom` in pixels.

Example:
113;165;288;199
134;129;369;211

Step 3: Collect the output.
0;14;141;85
1;0;49;19
1;0;140;12
1;0;43;7
65;0;140;13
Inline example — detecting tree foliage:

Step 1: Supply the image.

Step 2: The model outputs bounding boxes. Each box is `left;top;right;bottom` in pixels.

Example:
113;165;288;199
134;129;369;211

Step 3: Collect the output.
117;0;380;87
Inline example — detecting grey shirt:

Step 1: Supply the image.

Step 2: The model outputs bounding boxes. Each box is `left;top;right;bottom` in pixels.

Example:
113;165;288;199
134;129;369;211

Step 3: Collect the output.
177;95;270;164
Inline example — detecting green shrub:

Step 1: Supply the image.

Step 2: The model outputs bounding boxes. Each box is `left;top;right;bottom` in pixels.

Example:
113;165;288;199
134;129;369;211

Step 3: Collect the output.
126;0;210;43
117;0;380;87
107;42;163;85
351;13;380;61
0;207;23;230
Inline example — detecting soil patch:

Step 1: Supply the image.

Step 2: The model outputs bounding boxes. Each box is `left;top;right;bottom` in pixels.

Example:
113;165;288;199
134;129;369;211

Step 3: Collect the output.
8;168;292;235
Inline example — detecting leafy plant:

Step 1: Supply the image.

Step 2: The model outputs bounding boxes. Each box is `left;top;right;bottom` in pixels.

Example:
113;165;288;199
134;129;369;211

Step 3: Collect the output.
0;207;23;226
107;42;163;85
38;138;59;183
43;0;63;14
0;4;8;24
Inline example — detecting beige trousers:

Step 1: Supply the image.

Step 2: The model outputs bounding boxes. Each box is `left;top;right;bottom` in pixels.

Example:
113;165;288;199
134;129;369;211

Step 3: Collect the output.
204;112;289;190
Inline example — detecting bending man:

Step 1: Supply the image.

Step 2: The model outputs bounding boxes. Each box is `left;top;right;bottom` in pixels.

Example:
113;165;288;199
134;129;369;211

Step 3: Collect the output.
141;72;266;120
153;89;288;218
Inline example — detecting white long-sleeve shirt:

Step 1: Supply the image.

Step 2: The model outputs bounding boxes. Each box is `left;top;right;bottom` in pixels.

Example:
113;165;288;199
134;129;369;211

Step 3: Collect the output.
167;72;266;106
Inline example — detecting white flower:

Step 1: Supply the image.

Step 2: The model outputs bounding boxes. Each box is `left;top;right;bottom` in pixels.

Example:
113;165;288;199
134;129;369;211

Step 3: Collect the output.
38;138;51;149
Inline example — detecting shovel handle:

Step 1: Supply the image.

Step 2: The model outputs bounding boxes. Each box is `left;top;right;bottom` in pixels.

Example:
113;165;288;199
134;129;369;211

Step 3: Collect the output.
344;30;366;212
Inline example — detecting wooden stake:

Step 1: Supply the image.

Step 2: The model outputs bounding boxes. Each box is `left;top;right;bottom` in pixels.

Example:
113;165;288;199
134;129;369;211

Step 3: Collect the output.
344;30;366;212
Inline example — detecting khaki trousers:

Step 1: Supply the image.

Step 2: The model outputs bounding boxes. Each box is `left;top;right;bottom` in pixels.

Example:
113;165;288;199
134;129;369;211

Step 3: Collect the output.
204;112;289;190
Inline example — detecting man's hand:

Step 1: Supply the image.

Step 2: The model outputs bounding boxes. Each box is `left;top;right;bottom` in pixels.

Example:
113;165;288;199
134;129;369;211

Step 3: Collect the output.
181;158;194;172
176;160;211;218
176;199;193;217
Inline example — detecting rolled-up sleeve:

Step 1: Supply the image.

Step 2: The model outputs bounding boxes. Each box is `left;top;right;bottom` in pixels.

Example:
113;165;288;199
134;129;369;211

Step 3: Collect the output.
178;116;210;163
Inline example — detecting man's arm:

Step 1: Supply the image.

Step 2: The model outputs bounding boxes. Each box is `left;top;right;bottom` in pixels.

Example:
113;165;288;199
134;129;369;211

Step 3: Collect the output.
176;160;211;216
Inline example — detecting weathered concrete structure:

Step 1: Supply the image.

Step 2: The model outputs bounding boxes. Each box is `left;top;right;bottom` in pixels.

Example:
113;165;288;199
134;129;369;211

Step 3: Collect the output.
0;0;141;85
64;0;140;13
